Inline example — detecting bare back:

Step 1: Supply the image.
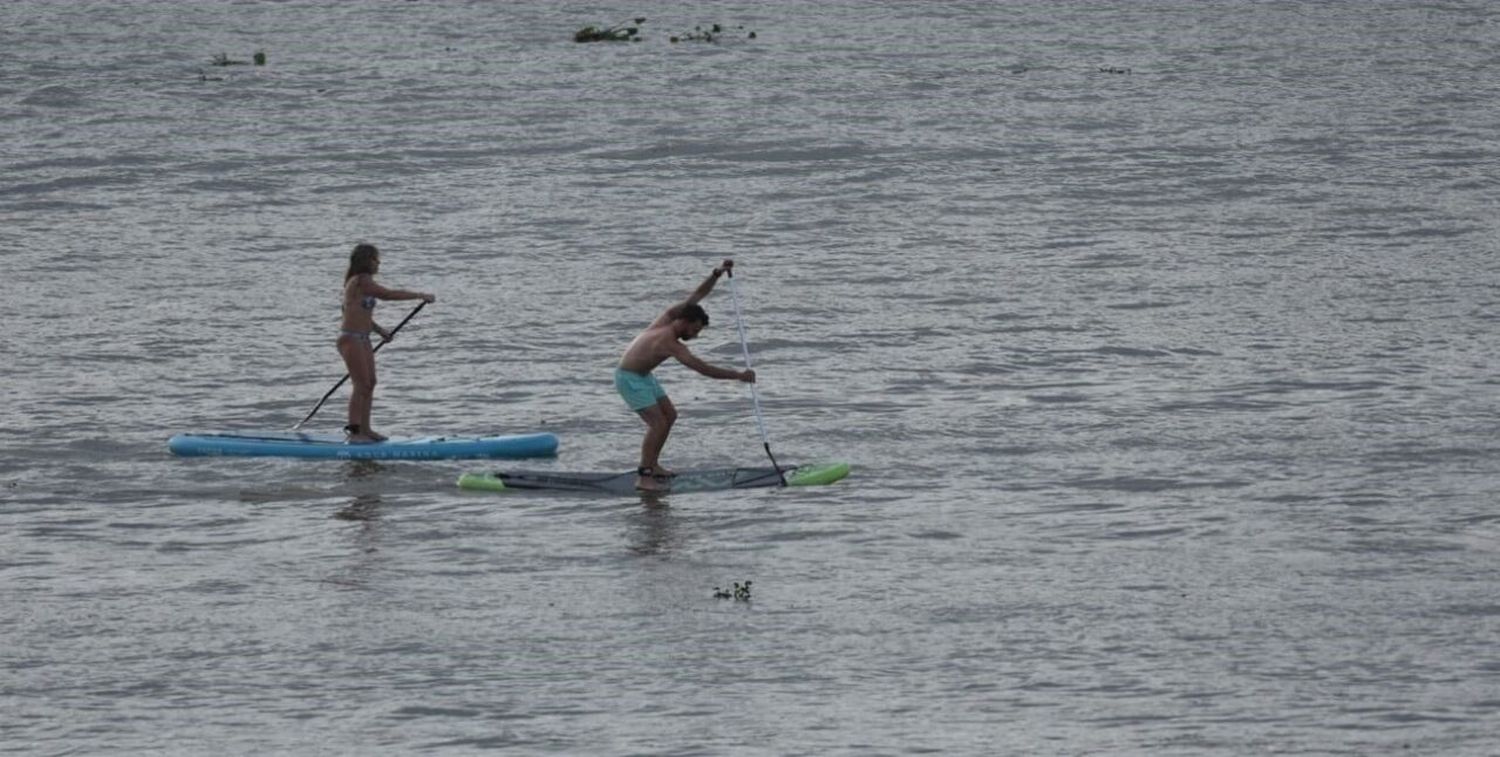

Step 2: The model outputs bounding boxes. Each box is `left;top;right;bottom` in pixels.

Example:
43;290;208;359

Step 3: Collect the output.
339;274;377;332
618;320;685;374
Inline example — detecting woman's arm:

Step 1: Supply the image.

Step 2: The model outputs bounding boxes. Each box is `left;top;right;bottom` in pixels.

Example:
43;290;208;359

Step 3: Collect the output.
367;280;436;302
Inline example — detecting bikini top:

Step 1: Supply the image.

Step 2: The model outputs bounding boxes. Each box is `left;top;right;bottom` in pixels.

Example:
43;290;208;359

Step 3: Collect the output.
342;277;375;310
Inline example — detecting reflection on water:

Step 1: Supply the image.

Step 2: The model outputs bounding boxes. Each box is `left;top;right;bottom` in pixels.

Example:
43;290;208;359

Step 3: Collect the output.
329;461;388;587
341;460;386;480
625;496;680;557
334;492;382;522
322;493;385;589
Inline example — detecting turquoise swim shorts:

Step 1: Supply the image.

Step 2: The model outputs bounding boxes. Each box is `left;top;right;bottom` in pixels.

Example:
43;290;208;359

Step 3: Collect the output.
615;367;668;411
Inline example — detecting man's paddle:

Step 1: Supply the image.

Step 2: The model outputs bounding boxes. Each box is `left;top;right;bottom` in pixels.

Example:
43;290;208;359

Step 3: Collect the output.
292;301;426;431
726;270;786;485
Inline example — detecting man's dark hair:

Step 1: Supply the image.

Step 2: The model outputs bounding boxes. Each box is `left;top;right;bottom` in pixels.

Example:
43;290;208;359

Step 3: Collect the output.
677;303;709;326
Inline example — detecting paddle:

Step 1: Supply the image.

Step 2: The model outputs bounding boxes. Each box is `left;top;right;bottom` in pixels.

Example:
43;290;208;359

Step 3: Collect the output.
726;270;786;486
291;301;426;431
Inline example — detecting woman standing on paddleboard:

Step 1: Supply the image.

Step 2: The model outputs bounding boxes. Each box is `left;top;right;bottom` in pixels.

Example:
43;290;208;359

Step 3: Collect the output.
338;243;435;443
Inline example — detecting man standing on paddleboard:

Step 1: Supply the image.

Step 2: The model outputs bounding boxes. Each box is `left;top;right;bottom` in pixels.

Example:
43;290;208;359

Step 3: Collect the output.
617;259;755;491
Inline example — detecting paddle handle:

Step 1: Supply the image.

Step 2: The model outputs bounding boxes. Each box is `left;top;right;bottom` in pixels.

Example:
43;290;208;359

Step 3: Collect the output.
727;271;786;485
292;300;426;430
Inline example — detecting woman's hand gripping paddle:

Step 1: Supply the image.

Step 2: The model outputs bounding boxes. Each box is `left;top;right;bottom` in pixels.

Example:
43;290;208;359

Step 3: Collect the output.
292;301;427;431
727;270;786;485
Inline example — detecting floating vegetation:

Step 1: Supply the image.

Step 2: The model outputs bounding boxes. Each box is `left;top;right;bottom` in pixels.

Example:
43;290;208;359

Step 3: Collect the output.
210;52;266;67
671;23;756;43
575;17;646;43
200;50;266;80
714;581;753;601
1098;66;1132;74
571;17;758;45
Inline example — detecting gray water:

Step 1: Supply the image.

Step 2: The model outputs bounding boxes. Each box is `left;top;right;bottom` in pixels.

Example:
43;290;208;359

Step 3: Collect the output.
4;1;1500;754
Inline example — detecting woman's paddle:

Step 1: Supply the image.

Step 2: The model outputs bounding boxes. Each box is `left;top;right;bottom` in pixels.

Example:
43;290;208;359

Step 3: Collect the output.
292;301;426;431
726;270;786;486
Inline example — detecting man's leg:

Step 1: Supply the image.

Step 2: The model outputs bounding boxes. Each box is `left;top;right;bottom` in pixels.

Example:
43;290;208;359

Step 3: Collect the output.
635;401;675;490
652;397;678;475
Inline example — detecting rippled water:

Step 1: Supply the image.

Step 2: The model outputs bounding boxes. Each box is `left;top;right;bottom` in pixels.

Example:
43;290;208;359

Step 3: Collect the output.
5;1;1500;753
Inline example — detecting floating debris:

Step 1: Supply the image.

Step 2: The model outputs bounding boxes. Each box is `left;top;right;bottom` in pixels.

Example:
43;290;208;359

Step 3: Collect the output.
211;53;249;66
714;580;753;601
575;17;646;43
253;50;267;65
671;23;757;43
1098;66;1131;74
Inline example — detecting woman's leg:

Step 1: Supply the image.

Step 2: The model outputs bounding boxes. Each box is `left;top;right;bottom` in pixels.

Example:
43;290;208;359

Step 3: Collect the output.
355;346;383;440
338;337;378;442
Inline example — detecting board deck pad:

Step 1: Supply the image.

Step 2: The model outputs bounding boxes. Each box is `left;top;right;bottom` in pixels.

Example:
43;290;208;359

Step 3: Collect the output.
168;431;558;460
458;462;850;494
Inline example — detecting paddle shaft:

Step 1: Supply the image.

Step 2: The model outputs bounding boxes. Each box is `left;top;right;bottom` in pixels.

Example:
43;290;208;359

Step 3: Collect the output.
292;300;426;430
727;271;786;485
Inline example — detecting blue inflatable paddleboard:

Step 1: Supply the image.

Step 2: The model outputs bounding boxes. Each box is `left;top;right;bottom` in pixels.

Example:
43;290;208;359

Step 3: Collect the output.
168;431;558;460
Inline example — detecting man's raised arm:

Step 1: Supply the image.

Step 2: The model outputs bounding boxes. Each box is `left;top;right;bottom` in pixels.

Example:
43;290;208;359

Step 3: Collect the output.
657;259;734;325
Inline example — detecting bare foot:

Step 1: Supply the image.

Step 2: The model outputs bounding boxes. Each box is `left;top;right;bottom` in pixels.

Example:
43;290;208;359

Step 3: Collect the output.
635;467;670;491
365;429;389;442
635;475;668;492
346;432;380;444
